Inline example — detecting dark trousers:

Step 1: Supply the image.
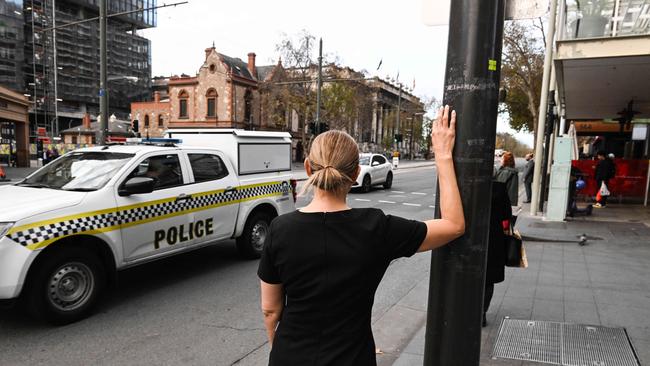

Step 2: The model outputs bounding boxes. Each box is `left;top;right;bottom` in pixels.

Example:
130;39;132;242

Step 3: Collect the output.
597;180;609;206
483;282;495;314
524;180;532;202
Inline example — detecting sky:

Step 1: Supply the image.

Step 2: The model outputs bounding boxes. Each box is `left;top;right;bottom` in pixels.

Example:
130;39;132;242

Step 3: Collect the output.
140;0;533;147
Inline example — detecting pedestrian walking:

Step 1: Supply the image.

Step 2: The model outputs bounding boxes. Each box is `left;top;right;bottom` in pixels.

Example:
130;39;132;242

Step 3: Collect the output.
258;106;464;366
522;153;534;203
483;181;512;327
494;151;519;206
593;150;615;208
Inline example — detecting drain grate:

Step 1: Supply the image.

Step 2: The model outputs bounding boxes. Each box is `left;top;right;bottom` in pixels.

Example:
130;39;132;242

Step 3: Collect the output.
562;324;639;366
492;319;561;364
493;319;640;366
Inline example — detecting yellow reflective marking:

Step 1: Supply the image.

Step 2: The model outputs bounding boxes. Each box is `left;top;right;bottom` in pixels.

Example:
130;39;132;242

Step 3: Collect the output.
18;181;286;251
10;181;284;235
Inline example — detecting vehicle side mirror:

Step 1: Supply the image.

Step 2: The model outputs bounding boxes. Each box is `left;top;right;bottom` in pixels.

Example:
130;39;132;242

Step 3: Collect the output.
372;161;380;167
119;177;156;196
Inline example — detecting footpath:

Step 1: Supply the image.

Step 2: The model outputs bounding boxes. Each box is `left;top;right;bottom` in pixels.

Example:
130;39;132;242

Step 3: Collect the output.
390;200;650;365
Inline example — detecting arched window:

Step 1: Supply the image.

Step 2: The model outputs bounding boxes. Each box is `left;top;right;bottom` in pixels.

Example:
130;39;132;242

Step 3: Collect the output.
144;114;150;128
158;114;164;127
206;88;217;118
179;90;189;118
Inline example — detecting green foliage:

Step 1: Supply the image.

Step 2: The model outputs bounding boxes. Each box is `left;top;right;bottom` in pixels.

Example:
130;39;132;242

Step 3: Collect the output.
501;21;544;135
322;82;356;130
495;132;532;157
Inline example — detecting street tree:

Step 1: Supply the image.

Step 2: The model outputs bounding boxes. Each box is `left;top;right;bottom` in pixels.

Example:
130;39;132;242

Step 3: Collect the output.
495;132;532;157
275;30;317;152
500;20;544;138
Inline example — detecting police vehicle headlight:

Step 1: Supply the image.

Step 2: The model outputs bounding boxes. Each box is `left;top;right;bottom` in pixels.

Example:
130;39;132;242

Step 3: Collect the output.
0;222;14;238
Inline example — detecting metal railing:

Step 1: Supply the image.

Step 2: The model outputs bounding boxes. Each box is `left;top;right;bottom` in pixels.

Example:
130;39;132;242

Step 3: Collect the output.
560;0;650;40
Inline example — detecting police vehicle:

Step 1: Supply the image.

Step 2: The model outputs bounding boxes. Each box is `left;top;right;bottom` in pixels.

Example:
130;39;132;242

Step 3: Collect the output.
0;134;296;324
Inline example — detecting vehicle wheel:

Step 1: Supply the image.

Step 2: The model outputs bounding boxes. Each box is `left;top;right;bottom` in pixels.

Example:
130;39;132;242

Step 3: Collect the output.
236;211;272;259
383;172;393;189
362;175;371;193
26;247;105;325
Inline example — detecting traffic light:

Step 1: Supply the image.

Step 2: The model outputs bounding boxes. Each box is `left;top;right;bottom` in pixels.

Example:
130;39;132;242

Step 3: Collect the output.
133;119;139;133
308;122;329;135
318;123;329;134
394;134;403;143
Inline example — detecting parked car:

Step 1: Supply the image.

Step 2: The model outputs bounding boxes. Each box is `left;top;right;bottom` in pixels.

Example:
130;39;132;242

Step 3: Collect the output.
353;153;393;193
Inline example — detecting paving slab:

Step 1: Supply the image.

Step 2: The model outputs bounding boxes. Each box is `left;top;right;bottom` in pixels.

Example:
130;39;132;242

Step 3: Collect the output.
391;203;650;366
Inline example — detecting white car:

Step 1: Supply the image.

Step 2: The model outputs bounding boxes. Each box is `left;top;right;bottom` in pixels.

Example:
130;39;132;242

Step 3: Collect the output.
353;153;393;192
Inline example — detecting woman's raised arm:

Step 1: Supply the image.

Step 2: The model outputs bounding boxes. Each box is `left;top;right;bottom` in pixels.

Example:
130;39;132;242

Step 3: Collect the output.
418;105;465;252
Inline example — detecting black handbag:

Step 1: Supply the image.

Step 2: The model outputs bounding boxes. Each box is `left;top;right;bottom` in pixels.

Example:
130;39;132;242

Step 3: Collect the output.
504;221;527;268
504;233;523;267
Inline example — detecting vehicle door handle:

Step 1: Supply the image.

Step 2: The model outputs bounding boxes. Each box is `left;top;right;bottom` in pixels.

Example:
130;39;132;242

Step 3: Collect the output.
176;193;192;202
224;186;237;194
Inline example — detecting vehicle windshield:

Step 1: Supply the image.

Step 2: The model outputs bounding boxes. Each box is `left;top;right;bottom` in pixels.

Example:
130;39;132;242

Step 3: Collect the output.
18;151;135;191
359;155;371;165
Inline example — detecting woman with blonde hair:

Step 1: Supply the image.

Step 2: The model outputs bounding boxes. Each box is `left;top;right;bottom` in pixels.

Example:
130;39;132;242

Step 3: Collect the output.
258;106;464;366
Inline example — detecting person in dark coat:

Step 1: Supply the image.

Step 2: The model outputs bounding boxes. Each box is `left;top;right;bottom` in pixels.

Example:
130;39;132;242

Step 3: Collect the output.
494;151;519;206
593;150;615;208
522;153;534;203
483;181;512;327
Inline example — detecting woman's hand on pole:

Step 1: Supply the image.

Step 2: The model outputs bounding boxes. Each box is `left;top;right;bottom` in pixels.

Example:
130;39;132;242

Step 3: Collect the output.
418;105;465;252
431;105;456;161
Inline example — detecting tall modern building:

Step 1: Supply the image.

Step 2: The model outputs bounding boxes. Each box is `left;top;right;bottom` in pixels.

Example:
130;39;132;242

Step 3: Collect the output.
0;0;24;92
23;0;156;135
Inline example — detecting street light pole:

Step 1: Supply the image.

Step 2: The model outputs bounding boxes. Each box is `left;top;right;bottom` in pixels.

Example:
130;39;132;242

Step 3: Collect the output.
396;83;401;151
530;0;559;215
99;0;107;145
315;38;323;133
52;0;59;138
423;0;505;365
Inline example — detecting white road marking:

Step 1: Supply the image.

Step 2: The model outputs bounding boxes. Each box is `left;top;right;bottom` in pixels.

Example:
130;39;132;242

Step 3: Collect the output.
403;203;422;207
429;205;435;208
411;192;427;195
388;195;406;198
378;200;396;204
391;190;405;194
355;198;371;202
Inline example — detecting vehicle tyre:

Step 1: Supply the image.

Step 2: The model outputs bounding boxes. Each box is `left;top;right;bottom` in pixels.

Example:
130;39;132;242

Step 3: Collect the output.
383;172;393;189
25;247;105;325
236;211;272;259
362;175;371;193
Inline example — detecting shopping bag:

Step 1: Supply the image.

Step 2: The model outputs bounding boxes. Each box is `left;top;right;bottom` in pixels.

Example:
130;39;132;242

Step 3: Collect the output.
599;182;610;197
519;242;528;268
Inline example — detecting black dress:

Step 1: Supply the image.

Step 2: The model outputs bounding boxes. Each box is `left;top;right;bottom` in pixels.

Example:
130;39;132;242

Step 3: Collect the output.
258;208;427;366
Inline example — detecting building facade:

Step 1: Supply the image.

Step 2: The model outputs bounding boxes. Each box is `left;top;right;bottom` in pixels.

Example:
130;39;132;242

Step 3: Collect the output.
130;90;170;137
22;0;156;136
0;85;29;166
0;0;25;92
132;47;289;137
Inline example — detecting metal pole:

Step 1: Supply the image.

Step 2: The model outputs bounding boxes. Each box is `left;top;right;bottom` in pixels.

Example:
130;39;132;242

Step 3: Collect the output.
423;0;505;364
99;0;108;145
531;0;559;215
538;91;556;213
30;0;39;131
316;38;323;133
52;0;59;138
396;85;401;150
